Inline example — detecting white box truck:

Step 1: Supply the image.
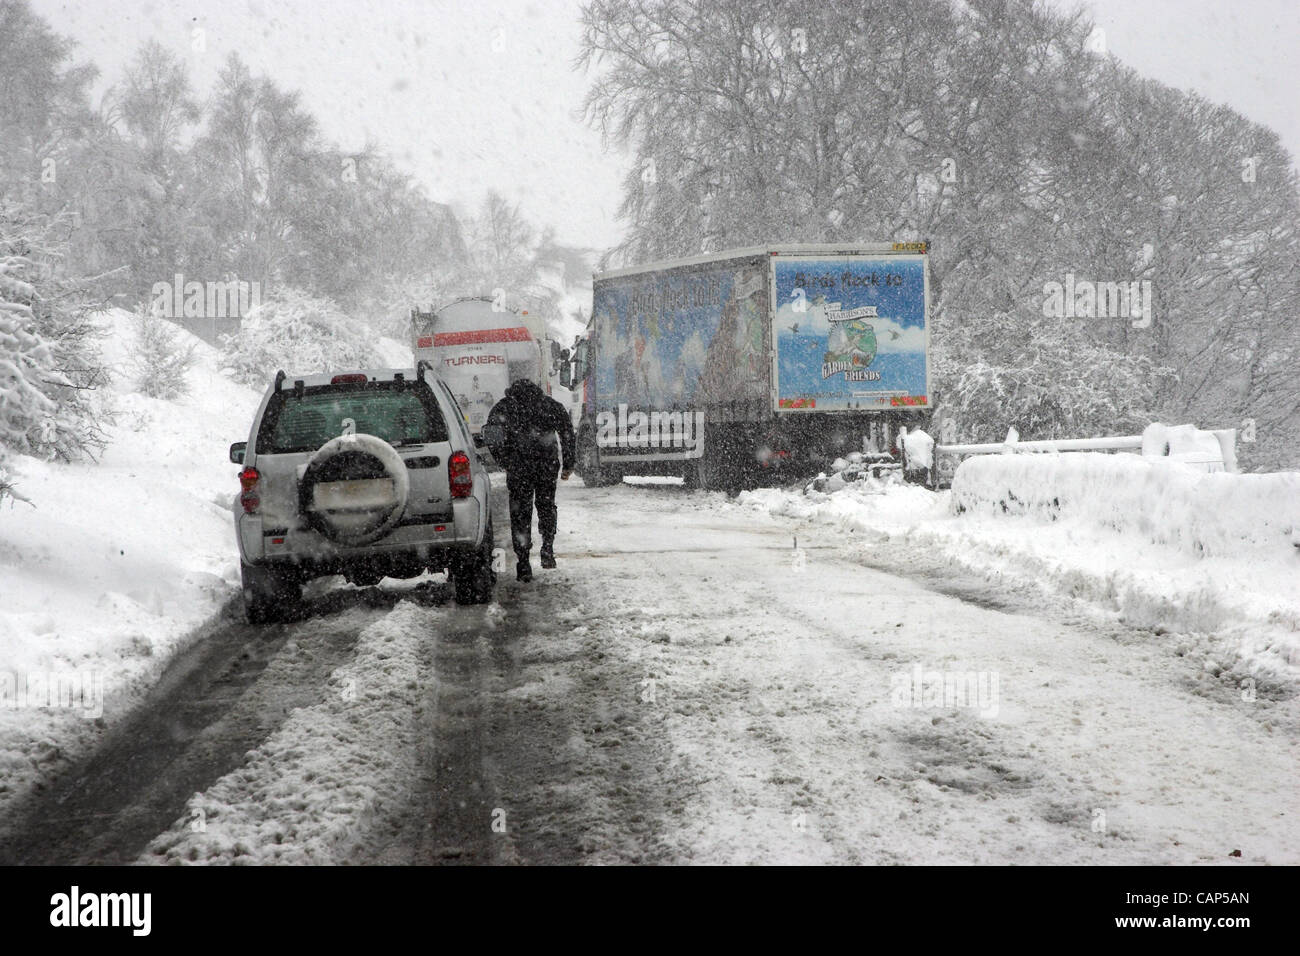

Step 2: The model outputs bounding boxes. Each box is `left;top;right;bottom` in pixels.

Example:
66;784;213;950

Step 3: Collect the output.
560;243;933;491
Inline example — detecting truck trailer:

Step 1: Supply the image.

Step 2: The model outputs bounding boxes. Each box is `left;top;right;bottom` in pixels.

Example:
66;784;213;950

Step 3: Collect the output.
560;243;933;491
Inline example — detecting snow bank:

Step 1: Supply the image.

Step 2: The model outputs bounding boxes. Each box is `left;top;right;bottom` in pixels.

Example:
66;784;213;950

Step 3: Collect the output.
141;601;438;865
746;481;946;536
739;453;1300;686
805;451;902;494
951;453;1299;557
0;309;261;808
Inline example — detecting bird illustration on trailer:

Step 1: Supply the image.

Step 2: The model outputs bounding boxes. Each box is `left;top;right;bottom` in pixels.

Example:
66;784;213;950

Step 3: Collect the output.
773;256;929;411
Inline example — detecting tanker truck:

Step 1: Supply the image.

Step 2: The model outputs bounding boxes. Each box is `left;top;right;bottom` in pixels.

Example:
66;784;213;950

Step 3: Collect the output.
411;297;577;436
559;243;932;491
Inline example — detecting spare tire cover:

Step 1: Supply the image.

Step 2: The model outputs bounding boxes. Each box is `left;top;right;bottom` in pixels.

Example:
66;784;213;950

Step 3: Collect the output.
300;433;410;546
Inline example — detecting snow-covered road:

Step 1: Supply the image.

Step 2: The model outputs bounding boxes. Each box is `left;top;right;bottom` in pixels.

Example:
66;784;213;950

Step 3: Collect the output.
537;481;1299;864
3;478;1296;864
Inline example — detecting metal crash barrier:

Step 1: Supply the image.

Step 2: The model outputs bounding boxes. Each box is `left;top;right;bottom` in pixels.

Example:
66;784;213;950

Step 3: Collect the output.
934;424;1238;474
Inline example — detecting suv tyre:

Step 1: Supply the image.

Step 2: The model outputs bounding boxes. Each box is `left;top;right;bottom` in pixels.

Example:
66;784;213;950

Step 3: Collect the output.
451;518;496;605
241;560;301;624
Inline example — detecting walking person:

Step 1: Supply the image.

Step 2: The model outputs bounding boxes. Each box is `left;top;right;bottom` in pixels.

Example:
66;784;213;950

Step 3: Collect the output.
484;379;575;581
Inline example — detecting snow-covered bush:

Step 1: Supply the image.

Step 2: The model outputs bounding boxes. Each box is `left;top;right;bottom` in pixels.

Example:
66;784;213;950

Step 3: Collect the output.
220;288;383;388
1;464;18;508
128;311;196;399
939;335;1175;445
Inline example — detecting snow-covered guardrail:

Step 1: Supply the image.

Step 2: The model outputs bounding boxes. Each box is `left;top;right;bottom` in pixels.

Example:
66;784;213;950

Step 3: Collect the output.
937;433;1142;455
949;452;1299;557
936;423;1238;473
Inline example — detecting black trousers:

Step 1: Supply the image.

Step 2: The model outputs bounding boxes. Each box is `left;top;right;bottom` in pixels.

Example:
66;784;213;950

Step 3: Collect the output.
506;463;558;560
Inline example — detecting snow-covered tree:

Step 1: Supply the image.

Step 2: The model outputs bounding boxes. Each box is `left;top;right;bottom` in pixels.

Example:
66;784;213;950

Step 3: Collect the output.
128;310;196;399
191;54;324;289
0;203;109;466
0;0;97;203
219;288;383;387
289;150;468;326
0;255;58;451
457;191;589;334
939;326;1176;443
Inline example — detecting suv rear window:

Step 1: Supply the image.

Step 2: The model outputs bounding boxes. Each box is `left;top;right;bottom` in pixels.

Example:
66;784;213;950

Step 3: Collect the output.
257;382;449;454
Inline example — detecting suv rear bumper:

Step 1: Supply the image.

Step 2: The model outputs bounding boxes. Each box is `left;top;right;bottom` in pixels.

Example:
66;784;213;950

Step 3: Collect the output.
237;497;487;577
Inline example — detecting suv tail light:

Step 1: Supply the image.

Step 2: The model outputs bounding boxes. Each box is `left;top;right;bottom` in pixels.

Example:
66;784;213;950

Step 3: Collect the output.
448;451;473;498
331;373;368;384
239;465;260;513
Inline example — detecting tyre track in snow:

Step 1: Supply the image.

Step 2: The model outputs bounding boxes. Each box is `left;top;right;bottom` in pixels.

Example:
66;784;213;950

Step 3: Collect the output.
620;535;1087;864
482;577;682;864
369;569;682;865
328;477;680;865
554;487;863;863
0;588;428;865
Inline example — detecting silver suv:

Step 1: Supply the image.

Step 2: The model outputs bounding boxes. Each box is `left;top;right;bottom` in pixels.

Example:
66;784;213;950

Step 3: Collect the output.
229;364;495;621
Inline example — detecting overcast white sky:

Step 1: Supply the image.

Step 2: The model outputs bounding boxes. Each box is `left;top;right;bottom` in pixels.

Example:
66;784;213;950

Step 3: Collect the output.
29;0;1300;254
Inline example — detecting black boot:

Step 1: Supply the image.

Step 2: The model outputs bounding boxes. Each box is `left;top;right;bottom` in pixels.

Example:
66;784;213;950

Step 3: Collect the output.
516;558;533;582
540;540;555;569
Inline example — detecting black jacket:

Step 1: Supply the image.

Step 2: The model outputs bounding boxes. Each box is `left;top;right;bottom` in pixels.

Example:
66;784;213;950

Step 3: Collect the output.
485;379;575;473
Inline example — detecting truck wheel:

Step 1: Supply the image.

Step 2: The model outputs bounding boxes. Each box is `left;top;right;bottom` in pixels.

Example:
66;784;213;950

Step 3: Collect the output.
692;453;733;493
684;455;708;490
690;427;741;494
451;519;496;605
576;428;614;487
241;561;300;624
